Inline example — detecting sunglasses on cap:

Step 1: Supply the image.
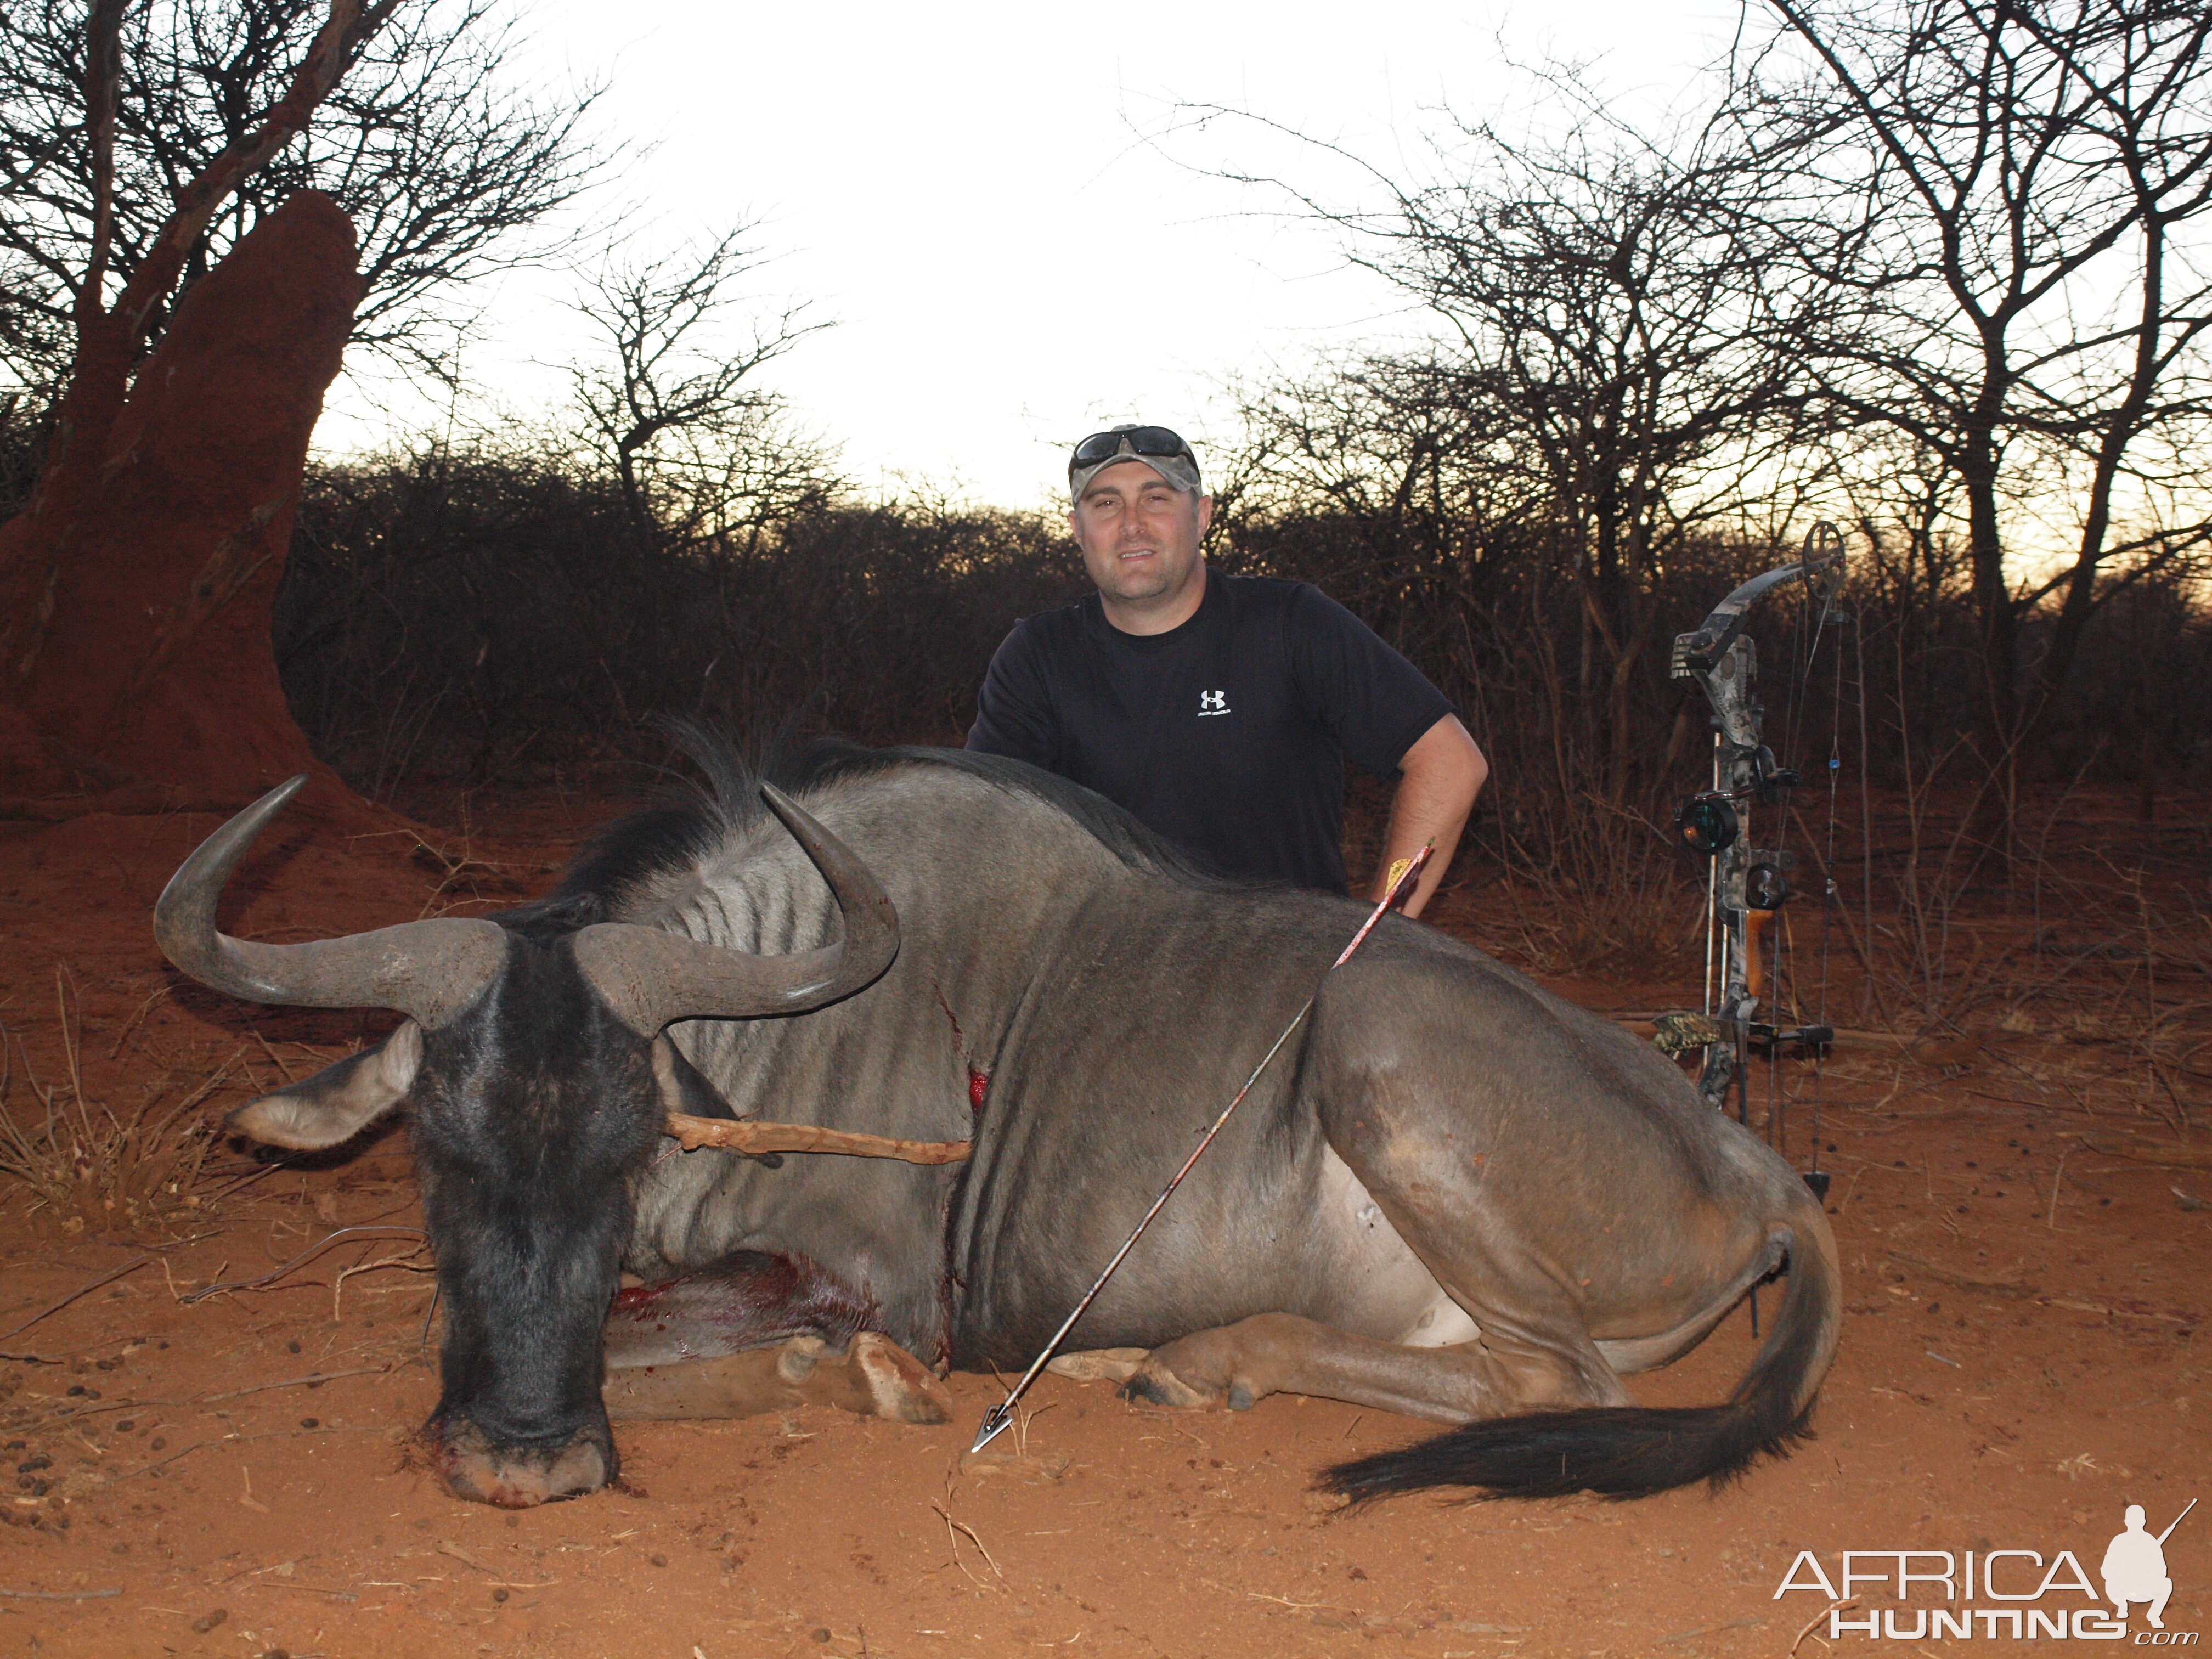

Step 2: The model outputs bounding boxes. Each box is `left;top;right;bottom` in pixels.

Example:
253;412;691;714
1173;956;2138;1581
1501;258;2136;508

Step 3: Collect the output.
1069;425;1195;469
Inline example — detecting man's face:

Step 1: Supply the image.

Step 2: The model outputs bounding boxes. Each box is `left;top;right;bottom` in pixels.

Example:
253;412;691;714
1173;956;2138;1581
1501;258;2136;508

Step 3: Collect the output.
1069;460;1214;616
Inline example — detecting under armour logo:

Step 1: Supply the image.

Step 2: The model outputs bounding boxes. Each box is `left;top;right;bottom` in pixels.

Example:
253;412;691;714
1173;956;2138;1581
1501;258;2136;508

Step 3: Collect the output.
1198;689;1231;716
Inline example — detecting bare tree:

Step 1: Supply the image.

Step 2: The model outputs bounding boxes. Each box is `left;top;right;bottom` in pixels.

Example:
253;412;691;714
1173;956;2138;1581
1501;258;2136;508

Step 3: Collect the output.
567;228;838;553
1222;350;1551;631
0;0;608;397
1211;84;1843;797
1229;352;1535;528
1729;0;2212;760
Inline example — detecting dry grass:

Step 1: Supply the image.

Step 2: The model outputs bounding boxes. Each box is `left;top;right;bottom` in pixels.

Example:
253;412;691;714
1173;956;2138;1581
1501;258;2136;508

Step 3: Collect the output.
0;968;229;1233
1456;766;2212;1159
1455;787;1705;978
1481;868;1703;977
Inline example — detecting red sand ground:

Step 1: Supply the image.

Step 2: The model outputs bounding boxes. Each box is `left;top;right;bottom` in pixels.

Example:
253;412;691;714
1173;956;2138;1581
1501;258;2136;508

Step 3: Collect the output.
0;788;2204;1658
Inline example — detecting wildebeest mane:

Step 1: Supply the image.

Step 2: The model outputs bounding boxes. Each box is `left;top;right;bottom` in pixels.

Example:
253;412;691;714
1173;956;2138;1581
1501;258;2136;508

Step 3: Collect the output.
515;726;1251;922
498;803;732;930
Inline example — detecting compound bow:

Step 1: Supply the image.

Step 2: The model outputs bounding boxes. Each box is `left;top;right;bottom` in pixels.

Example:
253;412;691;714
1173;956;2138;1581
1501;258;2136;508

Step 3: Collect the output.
1658;523;1848;1192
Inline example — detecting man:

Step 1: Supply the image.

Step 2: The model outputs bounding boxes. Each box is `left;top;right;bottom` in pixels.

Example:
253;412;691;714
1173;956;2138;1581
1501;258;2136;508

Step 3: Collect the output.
966;424;1486;918
2101;1504;2177;1630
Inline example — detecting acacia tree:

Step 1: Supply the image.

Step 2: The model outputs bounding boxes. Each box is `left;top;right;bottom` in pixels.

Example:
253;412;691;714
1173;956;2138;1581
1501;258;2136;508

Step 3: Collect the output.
1730;0;2212;763
568;229;837;555
0;0;606;397
1223;351;1547;639
1218;89;1846;799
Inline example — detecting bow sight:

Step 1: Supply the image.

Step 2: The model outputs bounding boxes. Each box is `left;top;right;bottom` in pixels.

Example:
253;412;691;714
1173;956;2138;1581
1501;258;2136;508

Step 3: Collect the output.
1671;747;1804;856
1668;523;1847;1127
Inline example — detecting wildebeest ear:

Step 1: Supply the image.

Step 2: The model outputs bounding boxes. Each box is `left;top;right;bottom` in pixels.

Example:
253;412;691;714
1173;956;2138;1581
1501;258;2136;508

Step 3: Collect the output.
650;1033;737;1121
228;1022;423;1150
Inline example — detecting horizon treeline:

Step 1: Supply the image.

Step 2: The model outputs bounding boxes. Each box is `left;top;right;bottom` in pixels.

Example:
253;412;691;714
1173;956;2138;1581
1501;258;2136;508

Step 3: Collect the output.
3;393;2197;831
258;426;2205;819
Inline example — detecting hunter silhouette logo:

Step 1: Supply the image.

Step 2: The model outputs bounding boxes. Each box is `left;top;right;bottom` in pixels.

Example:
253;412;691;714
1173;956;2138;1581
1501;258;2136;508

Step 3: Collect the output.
2106;1500;2191;1631
1197;689;1231;716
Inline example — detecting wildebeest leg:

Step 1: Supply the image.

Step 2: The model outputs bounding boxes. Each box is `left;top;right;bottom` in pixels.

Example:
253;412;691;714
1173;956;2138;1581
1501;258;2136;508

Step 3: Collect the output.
601;1252;952;1425
604;1334;951;1424
1047;1347;1149;1384
1127;1311;1627;1422
1129;984;1650;1423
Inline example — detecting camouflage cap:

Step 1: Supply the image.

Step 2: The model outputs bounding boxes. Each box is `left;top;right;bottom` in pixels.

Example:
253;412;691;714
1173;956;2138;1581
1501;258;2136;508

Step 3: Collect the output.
1068;424;1203;501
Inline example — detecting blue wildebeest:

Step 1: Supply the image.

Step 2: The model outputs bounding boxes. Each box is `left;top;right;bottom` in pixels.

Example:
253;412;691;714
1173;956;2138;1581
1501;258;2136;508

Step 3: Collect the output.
157;738;1839;1508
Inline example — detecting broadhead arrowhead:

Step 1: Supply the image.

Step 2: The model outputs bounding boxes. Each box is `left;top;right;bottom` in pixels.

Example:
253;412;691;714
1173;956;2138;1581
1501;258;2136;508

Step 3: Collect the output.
969;1406;1012;1455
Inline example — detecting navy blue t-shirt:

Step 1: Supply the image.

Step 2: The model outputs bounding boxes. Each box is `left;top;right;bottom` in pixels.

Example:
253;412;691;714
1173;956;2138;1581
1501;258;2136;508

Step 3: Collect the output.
965;569;1453;893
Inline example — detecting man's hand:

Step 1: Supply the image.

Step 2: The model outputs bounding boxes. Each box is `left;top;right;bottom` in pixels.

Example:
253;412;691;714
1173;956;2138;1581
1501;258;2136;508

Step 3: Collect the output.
1372;714;1487;919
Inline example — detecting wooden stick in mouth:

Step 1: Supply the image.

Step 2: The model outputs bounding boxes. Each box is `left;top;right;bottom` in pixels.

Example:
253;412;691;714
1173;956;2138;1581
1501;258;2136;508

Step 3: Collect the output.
664;1113;971;1165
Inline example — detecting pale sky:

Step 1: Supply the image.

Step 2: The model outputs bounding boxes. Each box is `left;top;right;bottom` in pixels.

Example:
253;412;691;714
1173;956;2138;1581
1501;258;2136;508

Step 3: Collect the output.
314;2;1752;510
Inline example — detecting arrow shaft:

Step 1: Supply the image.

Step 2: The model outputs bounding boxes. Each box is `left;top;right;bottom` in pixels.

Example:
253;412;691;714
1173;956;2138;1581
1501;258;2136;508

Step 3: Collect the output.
979;995;1317;1432
972;844;1432;1450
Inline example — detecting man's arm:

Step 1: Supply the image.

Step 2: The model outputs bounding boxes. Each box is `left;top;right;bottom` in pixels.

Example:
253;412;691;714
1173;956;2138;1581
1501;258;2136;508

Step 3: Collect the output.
964;622;1059;768
1372;714;1487;919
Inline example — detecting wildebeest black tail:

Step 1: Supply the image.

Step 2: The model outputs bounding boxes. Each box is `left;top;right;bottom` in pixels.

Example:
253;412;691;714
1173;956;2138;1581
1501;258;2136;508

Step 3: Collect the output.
1322;1219;1837;1503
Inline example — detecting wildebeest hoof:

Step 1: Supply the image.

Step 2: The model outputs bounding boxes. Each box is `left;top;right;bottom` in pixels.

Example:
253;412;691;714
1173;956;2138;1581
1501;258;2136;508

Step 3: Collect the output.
1120;1361;1218;1411
777;1334;826;1384
783;1331;955;1426
848;1332;955;1424
606;1333;951;1425
1126;1321;1297;1411
432;1417;611;1508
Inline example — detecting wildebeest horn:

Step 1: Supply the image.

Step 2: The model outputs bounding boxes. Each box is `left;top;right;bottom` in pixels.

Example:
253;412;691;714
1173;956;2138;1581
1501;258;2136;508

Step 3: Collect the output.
154;775;509;1028
571;783;899;1033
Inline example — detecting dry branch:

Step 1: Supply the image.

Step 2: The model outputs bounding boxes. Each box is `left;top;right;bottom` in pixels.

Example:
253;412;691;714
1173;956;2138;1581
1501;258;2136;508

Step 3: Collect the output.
0;1256;148;1344
333;1247;431;1322
110;0;400;338
664;1113;970;1165
932;1498;1004;1587
197;1365;391;1403
76;0;122;314
2078;1133;2212;1170
179;1225;427;1304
